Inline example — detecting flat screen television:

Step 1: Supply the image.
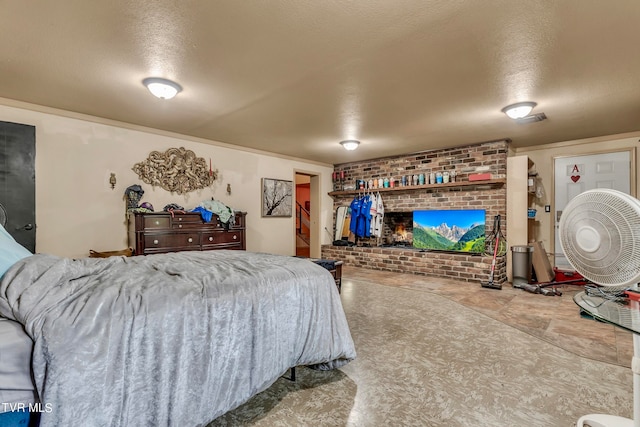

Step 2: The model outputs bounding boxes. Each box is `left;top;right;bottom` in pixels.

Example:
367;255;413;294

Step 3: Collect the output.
412;209;486;253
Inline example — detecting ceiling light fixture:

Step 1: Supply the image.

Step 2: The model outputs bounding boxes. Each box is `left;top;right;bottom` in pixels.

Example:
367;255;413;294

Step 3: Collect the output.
340;140;360;151
142;77;182;100
515;112;547;124
501;102;537;119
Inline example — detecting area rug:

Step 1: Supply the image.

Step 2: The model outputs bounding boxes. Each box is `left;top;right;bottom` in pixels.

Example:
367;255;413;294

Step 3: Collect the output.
208;279;632;426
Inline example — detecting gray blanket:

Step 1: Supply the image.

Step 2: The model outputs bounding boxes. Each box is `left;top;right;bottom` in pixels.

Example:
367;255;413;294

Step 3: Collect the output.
0;251;356;426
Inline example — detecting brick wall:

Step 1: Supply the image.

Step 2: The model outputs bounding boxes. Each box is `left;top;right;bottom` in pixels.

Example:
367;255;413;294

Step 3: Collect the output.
322;245;507;284
321;140;508;283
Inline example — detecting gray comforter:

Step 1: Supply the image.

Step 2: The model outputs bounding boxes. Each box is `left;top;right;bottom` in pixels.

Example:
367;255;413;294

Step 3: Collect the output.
0;250;356;426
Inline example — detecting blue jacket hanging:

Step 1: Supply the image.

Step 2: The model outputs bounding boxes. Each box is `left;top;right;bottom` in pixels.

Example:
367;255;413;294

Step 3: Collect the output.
349;194;372;238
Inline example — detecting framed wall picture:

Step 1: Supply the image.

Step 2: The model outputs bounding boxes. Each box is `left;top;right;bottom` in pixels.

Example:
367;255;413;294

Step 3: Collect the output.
261;178;293;217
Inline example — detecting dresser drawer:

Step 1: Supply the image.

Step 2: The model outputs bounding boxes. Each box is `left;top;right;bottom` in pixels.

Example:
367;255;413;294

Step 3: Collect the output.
144;216;170;229
144;233;201;250
202;230;243;247
171;214;204;229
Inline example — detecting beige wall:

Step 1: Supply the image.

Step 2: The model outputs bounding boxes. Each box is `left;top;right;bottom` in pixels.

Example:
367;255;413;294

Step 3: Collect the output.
0;103;334;258
515;131;640;265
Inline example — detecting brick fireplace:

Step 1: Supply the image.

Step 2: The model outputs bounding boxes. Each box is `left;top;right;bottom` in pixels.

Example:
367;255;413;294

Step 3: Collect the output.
321;140;508;283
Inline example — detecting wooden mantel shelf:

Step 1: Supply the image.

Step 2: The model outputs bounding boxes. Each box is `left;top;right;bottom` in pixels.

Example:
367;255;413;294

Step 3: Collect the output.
328;178;506;197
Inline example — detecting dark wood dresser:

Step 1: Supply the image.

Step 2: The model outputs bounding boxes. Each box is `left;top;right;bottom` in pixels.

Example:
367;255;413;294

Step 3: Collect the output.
128;211;246;255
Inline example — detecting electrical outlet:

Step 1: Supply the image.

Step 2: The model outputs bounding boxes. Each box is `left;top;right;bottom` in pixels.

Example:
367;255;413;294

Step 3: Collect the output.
545;205;551;213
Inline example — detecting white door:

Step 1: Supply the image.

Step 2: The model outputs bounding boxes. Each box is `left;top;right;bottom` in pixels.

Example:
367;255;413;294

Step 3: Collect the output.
554;150;631;269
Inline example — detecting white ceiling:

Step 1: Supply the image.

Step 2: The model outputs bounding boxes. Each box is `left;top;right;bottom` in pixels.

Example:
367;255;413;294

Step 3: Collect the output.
2;1;639;165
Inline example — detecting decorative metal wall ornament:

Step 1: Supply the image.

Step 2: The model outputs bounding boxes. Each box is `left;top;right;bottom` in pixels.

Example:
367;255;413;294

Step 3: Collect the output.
132;147;218;194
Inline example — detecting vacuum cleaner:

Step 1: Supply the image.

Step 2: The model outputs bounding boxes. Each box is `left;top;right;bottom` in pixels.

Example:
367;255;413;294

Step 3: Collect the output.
482;215;505;290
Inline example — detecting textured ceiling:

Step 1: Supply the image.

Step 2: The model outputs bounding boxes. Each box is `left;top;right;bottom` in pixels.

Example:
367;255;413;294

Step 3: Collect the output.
1;1;639;165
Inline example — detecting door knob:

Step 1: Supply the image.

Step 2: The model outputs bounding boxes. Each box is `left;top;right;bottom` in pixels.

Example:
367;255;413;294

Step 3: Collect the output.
18;223;34;231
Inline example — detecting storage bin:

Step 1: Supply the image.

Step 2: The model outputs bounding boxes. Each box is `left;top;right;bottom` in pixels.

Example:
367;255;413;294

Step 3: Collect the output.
511;245;533;285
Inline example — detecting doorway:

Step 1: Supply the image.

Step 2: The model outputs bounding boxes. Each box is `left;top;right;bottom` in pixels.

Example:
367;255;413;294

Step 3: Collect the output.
553;149;633;269
295;173;311;257
0;121;36;252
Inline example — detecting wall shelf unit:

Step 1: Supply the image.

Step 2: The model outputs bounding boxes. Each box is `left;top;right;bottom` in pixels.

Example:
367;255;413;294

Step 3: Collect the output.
328;178;505;197
506;155;536;283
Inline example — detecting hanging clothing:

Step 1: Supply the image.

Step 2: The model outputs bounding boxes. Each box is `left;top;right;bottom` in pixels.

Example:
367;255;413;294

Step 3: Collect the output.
349;194;373;238
348;197;361;236
369;194;378;236
374;193;384;238
361;195;372;238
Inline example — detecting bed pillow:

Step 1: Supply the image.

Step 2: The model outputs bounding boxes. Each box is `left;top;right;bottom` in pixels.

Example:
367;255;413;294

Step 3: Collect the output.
0;224;32;279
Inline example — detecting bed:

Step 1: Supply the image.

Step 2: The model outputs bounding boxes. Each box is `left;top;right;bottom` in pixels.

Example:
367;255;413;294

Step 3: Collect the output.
0;238;356;426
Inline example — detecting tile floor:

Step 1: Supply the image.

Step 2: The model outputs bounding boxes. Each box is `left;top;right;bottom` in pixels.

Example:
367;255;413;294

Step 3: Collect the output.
343;265;633;368
210;266;634;426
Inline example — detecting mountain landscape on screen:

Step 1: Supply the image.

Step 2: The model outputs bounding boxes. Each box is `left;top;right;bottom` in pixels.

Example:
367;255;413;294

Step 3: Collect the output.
412;209;486;253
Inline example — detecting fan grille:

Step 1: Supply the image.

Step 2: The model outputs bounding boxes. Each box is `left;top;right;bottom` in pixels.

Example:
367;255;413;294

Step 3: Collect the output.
559;189;640;287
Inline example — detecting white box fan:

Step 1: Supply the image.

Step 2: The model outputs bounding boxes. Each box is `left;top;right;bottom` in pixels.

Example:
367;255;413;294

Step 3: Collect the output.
560;189;640;427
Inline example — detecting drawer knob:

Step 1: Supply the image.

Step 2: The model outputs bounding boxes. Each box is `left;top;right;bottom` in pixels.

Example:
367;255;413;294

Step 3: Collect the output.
178;224;182;228
178;218;182;221
209;236;214;241
233;234;237;240
188;238;193;243
155;221;160;225
153;239;159;245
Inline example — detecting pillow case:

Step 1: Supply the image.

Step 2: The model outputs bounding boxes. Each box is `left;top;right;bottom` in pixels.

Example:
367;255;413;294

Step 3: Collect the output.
0;224;32;279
